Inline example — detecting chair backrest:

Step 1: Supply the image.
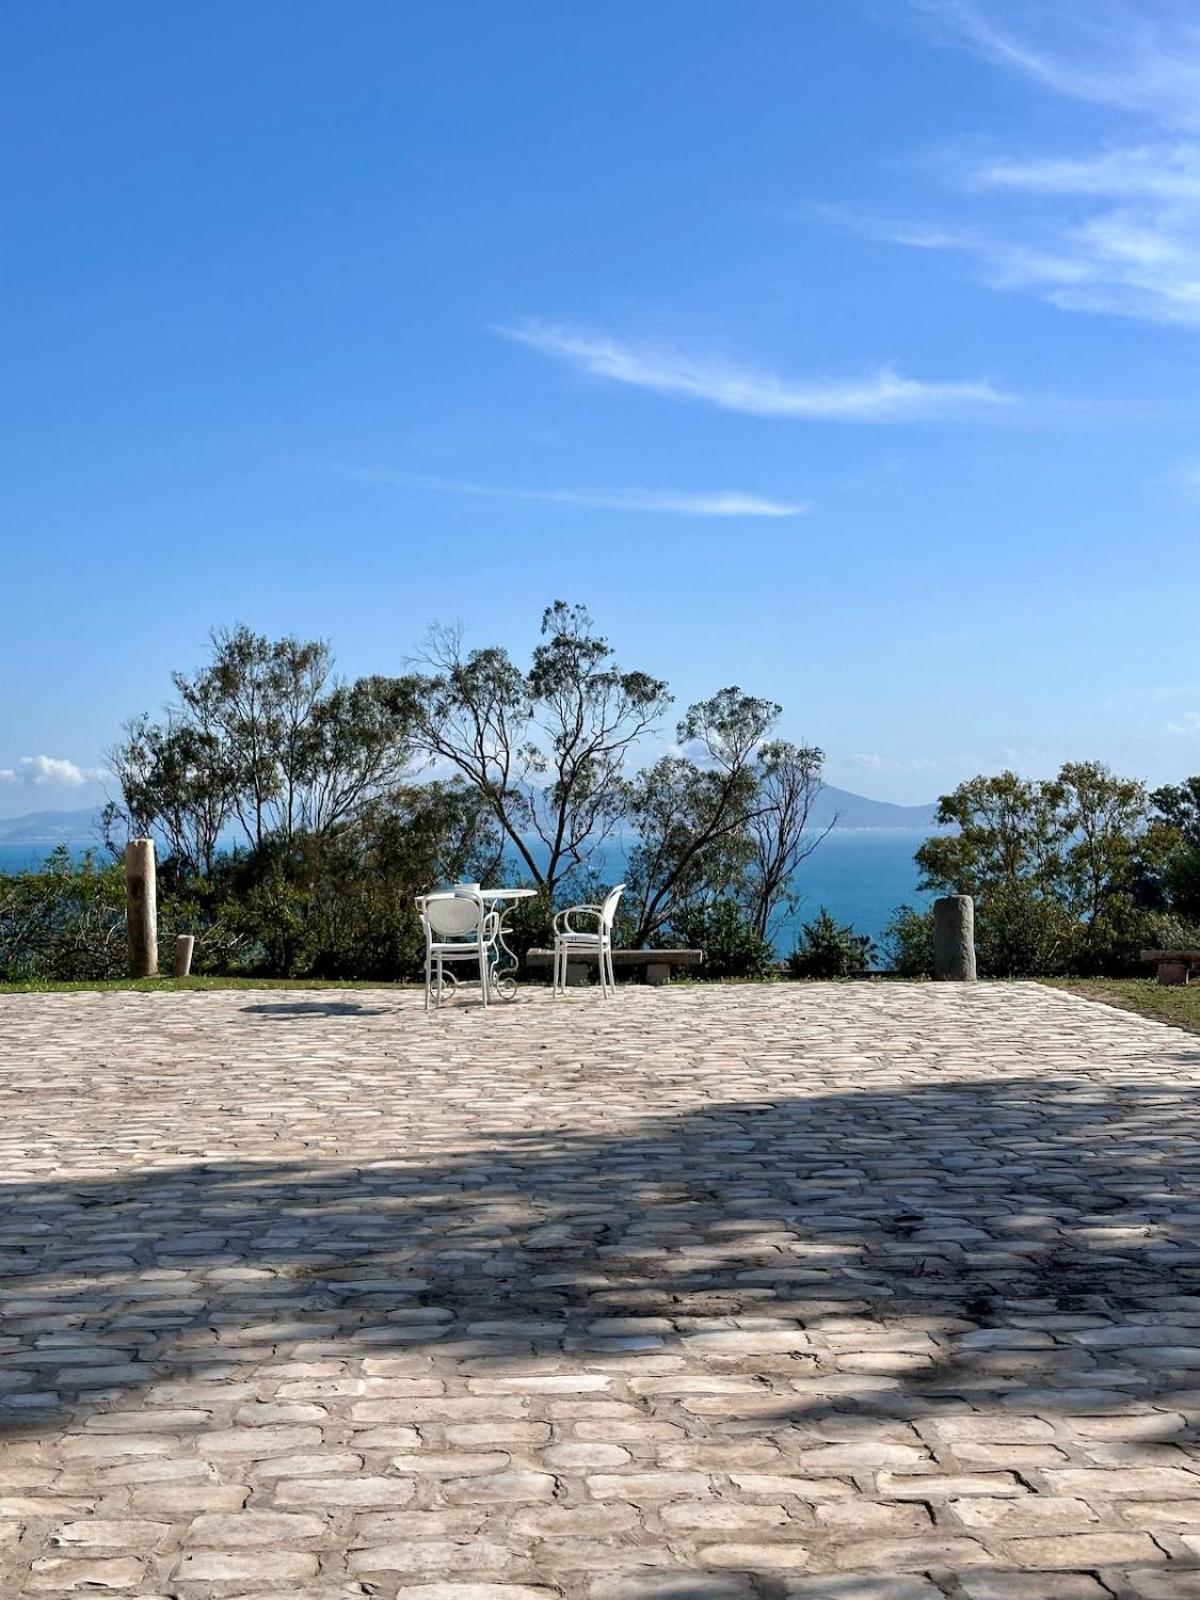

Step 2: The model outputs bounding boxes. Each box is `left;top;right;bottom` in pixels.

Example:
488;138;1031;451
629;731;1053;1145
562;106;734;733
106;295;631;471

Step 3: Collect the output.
420;892;483;938
601;883;625;936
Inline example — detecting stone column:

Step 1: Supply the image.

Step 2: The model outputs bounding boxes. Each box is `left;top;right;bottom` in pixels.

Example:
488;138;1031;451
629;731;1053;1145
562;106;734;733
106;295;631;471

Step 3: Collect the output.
174;934;195;978
933;894;977;981
124;838;158;978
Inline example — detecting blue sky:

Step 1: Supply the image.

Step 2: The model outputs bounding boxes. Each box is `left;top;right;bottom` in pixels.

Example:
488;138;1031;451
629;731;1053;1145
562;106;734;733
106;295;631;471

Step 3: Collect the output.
3;0;1199;816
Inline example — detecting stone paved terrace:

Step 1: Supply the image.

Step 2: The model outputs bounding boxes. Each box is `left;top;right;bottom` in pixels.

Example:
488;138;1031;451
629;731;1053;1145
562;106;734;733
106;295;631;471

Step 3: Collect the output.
3;982;1200;1600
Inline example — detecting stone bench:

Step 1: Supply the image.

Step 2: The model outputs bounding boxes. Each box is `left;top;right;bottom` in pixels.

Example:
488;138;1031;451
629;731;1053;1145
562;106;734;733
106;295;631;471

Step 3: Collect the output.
1141;949;1200;985
524;948;703;986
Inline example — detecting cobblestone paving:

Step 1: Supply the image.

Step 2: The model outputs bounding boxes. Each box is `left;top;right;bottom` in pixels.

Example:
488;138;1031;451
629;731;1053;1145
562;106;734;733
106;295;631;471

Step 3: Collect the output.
3;982;1200;1599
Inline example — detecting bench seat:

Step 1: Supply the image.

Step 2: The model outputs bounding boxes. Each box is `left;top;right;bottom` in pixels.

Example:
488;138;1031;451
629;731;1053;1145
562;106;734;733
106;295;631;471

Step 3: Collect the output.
1141;949;1200;985
525;947;702;986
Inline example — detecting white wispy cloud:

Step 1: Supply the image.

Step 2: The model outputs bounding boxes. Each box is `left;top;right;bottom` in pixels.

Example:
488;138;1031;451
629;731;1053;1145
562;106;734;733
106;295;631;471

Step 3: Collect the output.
1166;711;1200;735
912;1;1200;128
0;755;107;788
847;753;961;774
851;173;1200;326
1107;681;1200;707
844;5;1200;326
342;468;808;517
847;746;1044;773
501;322;1012;421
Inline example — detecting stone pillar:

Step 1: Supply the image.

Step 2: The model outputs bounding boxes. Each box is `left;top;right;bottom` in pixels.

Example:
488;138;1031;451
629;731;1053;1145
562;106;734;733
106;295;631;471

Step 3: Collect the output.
933;894;977;981
174;934;195;978
124;838;158;978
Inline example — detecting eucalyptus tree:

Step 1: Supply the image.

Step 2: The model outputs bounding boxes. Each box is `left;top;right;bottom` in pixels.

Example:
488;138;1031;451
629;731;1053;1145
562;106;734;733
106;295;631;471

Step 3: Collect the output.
913;763;1167;975
107;626;415;872
403;601;670;899
104;715;234;878
624;687;783;946
1151;775;1200;917
744;738;830;940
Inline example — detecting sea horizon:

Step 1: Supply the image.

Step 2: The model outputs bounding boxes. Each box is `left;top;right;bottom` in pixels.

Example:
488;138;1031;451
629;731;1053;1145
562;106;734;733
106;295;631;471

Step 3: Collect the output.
0;826;932;956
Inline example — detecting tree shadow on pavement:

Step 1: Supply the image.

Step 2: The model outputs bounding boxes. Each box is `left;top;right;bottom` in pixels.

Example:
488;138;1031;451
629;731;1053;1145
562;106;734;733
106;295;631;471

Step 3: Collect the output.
3;1072;1200;1594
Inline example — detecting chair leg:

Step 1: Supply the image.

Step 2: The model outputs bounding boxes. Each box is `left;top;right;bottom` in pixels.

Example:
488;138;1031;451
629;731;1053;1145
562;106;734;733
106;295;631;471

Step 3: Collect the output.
425;953;431;1011
553;939;561;996
596;943;607;998
480;945;489;1008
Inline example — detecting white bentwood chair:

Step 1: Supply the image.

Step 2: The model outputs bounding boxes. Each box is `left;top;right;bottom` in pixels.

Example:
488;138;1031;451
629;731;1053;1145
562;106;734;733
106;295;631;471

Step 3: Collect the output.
552;883;625;998
416;890;498;1010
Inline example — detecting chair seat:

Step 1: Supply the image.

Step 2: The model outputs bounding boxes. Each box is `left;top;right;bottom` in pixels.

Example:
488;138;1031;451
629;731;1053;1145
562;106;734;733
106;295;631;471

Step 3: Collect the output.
552;883;624;998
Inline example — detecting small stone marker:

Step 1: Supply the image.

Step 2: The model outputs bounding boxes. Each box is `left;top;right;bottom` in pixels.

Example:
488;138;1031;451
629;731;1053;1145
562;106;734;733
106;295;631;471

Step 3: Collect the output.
933;894;977;981
174;934;195;978
124;838;158;978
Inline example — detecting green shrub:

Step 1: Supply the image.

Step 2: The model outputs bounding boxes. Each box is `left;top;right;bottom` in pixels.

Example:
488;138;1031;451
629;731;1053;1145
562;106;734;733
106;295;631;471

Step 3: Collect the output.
0;848;126;981
672;898;773;979
883;904;936;977
787;907;875;978
883;888;1173;980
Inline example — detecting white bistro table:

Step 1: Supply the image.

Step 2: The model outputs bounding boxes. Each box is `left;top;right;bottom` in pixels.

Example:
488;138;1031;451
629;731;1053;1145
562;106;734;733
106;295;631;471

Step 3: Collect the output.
459;885;538;1001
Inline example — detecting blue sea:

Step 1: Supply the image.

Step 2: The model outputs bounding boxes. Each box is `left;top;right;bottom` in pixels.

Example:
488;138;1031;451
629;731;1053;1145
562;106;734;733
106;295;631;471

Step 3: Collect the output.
771;830;932;952
0;830;931;956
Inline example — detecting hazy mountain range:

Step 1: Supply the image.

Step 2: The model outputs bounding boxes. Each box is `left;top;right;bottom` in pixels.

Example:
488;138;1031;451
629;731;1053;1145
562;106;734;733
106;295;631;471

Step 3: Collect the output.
0;787;941;845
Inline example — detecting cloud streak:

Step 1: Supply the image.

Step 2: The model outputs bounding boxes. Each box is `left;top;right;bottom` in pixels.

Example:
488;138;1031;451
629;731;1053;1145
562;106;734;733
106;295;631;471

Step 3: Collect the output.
0;755;107;788
913;1;1200;128
501;322;1013;422
838;7;1200;326
343;468;808;518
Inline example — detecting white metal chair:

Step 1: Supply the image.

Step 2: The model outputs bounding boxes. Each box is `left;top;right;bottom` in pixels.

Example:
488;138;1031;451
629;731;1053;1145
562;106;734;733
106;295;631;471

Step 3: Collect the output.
552;883;624;997
416;890;498;1010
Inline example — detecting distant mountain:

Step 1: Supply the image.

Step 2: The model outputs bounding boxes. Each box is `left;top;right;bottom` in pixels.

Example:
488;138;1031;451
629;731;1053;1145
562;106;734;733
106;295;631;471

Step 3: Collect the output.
811;786;941;831
0;807;104;844
0;787;942;847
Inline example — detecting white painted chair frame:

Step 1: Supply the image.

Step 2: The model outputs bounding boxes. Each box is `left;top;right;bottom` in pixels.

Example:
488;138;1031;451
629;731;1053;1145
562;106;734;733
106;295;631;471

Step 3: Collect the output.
416;890;498;1010
552;883;625;997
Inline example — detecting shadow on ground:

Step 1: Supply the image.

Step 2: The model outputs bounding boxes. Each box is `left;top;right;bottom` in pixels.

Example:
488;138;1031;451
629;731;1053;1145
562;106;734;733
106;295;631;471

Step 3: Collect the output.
239;1000;390;1017
3;1071;1200;1593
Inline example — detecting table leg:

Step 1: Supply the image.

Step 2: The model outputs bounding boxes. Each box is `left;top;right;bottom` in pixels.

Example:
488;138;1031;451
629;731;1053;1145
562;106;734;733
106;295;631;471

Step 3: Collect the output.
490;904;521;1000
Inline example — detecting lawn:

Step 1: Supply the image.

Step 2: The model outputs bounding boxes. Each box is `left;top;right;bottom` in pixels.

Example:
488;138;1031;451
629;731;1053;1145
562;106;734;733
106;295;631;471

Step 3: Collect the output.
1043;977;1200;1035
0;975;413;995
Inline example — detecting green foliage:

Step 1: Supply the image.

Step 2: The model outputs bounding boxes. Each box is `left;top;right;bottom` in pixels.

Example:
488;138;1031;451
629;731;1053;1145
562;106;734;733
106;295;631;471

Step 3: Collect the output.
5;604;842;983
107;625;413;870
787;907;875;978
1149;778;1200;921
0;848;126;981
672;898;774;979
913;762;1172;977
203;781;501;980
404;602;671;898
884;904;937;978
624;687;784;946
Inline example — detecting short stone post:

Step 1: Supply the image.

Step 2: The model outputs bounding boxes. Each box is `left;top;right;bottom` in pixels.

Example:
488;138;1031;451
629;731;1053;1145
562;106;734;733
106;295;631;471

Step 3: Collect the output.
1156;959;1191;986
174;934;195;978
124;838;158;978
933;894;977;981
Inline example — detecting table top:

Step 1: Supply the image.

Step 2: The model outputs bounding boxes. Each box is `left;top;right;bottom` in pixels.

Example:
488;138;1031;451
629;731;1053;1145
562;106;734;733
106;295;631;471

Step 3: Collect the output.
453;885;538;902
